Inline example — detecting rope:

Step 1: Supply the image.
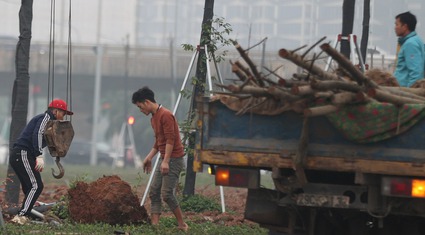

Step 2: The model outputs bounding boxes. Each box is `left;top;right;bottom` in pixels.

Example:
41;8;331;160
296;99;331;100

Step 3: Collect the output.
47;0;56;106
66;0;72;120
47;0;73;121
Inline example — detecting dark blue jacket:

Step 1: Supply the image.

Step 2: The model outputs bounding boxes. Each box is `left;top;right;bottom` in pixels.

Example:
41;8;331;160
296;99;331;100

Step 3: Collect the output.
13;110;55;157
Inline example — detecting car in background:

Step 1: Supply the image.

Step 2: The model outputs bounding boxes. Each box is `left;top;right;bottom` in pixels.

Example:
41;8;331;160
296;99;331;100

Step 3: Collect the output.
60;140;114;166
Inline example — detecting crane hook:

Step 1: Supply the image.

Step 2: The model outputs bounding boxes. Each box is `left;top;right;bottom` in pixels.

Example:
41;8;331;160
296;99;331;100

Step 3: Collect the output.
51;157;64;179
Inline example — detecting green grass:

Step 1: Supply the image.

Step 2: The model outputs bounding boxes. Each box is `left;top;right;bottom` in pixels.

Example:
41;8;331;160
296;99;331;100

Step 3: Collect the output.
1;163;271;234
1;220;267;234
1;163;274;189
1;163;217;187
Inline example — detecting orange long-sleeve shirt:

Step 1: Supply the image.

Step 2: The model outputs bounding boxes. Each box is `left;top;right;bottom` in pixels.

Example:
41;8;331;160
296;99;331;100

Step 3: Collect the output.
151;106;185;158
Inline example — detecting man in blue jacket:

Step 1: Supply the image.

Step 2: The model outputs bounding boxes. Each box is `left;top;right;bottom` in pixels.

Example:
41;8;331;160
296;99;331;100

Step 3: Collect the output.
394;11;425;87
10;99;73;224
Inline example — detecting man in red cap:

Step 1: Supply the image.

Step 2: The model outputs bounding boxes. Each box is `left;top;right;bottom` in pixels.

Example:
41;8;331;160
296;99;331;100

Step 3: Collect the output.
9;99;73;224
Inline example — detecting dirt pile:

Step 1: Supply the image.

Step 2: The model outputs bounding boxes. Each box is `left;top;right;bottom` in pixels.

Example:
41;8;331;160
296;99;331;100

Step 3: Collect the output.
68;175;149;225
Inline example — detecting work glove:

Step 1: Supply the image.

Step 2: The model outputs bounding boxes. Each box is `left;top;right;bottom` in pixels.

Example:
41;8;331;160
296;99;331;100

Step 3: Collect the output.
35;156;45;172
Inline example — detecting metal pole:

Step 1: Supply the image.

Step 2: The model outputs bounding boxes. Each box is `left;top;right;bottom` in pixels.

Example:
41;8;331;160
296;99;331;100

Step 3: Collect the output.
170;39;176;111
220;186;225;213
123;35;130;167
90;45;102;165
204;45;226;213
141;50;198;206
90;0;103;165
212;55;224;87
172;50;198;115
204;46;213;95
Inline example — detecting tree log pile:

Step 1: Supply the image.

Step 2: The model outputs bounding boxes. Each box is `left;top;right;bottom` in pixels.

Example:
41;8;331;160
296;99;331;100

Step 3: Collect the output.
216;40;425;117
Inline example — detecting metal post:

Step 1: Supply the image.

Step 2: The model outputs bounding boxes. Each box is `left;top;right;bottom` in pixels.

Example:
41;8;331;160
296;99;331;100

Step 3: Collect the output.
127;122;141;167
204;46;213;95
351;34;366;72
212;54;224;88
123;35;130;167
204;45;226;213
90;0;103;166
349;35;356;65
172;50;198;114
90;45;102;165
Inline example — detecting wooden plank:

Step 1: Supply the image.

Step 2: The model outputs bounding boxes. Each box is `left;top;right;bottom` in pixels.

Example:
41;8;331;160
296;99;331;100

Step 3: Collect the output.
199;150;425;177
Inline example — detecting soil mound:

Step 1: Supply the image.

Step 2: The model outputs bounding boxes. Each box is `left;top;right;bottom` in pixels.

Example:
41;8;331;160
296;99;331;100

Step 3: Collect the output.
68;175;149;225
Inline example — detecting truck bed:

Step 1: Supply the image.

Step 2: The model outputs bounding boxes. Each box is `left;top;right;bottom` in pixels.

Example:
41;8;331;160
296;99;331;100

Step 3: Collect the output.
195;98;425;177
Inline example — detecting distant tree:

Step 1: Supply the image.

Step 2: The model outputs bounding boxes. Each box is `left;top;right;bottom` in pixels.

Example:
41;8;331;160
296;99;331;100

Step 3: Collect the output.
341;0;356;59
6;0;32;205
183;0;215;197
360;0;371;63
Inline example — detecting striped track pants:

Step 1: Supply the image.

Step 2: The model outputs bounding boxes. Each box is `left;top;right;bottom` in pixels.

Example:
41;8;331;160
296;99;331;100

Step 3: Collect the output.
9;148;44;216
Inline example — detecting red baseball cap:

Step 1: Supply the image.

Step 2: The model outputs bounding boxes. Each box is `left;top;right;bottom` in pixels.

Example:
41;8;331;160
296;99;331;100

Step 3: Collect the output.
48;99;74;115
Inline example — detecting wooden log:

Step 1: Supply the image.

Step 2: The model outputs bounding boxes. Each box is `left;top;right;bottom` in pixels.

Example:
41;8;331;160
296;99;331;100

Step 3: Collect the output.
386;87;425;97
304;105;339;117
382;87;425;101
217;84;241;93
234;42;265;87
230;62;258;87
291;85;314;96
279;78;310;88
267;86;302;101
279;48;340;81
355;92;373;102
235;85;270;97
231;62;249;82
320;43;378;88
293;73;310;81
367;88;425;105
310;80;364;93
331;91;366;104
234;61;259;86
314;91;335;98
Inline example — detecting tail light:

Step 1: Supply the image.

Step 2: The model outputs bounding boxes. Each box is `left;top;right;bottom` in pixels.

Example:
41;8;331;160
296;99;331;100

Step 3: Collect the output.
382;177;425;198
215;167;259;189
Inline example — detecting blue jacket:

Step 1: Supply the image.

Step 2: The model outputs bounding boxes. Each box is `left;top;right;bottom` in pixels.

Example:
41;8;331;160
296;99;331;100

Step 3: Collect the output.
394;31;425;87
13;111;55;157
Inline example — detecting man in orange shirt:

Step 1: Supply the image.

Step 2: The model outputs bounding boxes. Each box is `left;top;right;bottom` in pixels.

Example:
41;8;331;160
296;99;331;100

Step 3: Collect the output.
132;86;188;231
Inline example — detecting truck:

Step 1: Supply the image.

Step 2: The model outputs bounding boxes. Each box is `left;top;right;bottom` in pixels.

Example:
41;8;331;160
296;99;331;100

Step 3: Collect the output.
193;95;425;235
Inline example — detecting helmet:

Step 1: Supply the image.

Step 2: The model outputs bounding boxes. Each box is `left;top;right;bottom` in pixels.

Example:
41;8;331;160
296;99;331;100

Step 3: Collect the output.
48;99;74;115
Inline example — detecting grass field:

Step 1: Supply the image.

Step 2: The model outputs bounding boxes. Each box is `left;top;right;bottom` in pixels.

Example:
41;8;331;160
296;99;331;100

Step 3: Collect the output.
0;163;271;234
0;161;217;186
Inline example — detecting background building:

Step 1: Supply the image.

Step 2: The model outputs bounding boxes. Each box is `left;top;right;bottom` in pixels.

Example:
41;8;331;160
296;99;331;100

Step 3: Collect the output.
2;0;423;55
134;0;424;56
